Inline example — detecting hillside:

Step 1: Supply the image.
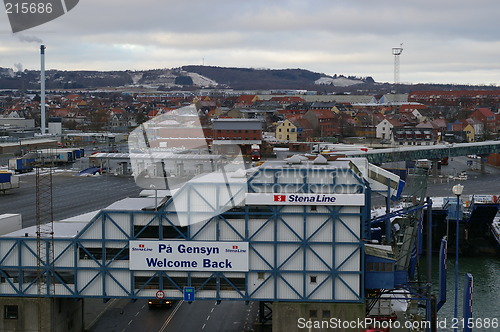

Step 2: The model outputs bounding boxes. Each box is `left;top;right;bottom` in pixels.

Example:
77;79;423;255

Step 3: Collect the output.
0;65;498;93
183;66;320;89
0;66;372;91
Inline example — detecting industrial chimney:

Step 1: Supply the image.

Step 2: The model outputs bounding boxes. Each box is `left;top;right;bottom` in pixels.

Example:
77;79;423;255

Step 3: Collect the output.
40;44;46;135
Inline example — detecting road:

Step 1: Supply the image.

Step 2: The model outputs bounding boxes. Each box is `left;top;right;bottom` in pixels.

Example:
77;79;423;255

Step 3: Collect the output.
0;171;142;228
89;299;259;332
426;156;500;197
370;156;500;206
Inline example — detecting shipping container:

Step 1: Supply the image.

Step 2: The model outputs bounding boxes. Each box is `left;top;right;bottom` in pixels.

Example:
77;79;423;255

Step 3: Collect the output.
8;158;35;173
0;171;20;192
0;171;11;184
415;159;431;169
37;149;75;163
0;214;22;235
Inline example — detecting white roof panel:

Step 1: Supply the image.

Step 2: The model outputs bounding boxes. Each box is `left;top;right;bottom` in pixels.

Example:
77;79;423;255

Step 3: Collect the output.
2;222;87;238
104;197;158;211
61;210;100;223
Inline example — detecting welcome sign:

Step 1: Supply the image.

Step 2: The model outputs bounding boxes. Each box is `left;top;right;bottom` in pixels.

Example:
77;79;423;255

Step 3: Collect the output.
129;240;249;272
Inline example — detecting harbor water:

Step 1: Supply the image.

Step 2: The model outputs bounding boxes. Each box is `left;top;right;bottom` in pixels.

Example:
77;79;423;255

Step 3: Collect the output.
426;157;499;331
431;256;499;331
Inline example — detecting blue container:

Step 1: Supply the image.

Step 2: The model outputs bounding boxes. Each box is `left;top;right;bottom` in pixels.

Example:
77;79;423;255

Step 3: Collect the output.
15;159;23;171
0;172;12;183
394;270;409;286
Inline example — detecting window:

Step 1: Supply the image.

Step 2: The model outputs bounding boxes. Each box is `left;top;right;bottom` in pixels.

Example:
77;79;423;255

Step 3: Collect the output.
309;310;318;318
322;310;331;318
4;305;18;319
134;275;160;289
310;275;317;283
79;247;128;261
134;225;188;239
257;272;265;280
367;262;393;272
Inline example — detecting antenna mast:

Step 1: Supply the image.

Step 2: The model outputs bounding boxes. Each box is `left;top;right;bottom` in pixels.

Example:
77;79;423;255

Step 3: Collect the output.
392;43;403;85
40;45;46;135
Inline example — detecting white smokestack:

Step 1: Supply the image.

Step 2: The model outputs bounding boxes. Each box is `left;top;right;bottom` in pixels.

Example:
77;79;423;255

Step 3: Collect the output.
40;44;46;135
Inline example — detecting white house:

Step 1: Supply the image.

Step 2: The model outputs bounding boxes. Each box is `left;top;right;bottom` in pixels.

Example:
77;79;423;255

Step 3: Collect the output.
376;118;398;142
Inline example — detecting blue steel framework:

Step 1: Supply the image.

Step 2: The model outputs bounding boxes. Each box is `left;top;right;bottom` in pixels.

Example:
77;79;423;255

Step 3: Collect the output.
0;166;370;303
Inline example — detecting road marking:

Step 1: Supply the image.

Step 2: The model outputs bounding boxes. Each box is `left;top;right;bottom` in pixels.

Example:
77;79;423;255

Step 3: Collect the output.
128;320;133;325
135;311;140;316
206;315;210;320
159;300;183;332
211;307;214;313
86;298;118;330
142;304;146;309
202;323;206;329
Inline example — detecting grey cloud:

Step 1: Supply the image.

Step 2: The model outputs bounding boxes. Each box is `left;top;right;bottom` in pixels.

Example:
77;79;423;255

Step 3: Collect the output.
2;0;500;84
13;34;43;43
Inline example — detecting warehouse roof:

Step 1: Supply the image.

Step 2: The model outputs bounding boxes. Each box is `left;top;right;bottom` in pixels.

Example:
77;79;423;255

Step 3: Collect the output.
2;222;87;239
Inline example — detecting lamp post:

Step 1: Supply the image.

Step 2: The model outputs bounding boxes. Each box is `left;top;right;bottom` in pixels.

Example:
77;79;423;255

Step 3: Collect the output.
452;183;464;332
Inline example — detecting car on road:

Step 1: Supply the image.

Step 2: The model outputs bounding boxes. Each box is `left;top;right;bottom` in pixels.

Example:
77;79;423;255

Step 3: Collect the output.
148;299;175;308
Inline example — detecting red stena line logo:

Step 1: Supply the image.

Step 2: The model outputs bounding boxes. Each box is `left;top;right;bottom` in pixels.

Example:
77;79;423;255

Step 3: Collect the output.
132;243;152;251
226;244;246;253
274;195;286;202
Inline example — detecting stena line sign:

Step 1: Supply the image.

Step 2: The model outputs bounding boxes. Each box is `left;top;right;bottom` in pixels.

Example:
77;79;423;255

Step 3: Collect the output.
129;240;249;272
245;193;364;206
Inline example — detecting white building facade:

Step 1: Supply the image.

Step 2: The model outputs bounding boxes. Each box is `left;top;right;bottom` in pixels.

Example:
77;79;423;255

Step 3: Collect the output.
0;159;369;303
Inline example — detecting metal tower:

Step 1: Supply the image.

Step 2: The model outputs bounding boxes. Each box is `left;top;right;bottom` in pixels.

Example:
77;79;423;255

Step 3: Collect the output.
34;150;56;331
392;43;403;85
35;152;55;296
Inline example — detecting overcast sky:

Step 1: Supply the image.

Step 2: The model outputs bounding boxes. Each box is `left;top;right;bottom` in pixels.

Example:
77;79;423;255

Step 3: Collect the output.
1;0;500;85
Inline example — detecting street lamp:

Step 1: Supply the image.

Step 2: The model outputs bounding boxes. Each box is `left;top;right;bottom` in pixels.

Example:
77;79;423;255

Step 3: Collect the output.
452;183;464;332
